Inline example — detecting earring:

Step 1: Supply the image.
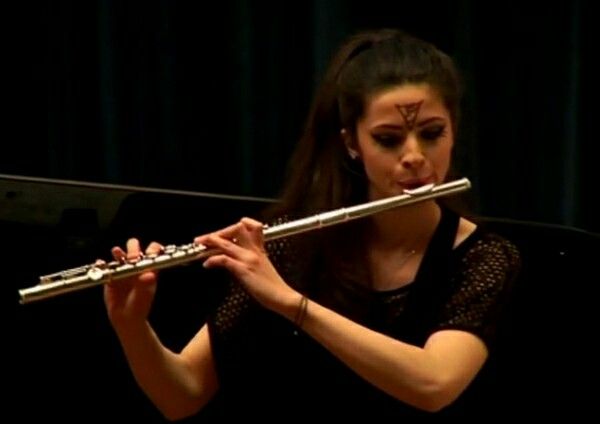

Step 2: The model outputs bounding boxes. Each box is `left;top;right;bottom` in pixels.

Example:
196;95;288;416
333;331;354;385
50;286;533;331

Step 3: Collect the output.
349;151;359;160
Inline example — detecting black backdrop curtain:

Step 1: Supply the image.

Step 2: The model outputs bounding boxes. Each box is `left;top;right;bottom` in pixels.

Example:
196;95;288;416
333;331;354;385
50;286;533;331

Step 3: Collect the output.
5;0;597;231
5;1;598;423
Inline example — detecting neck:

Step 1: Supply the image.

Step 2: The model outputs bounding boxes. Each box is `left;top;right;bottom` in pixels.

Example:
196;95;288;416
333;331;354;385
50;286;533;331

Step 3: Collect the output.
366;201;441;249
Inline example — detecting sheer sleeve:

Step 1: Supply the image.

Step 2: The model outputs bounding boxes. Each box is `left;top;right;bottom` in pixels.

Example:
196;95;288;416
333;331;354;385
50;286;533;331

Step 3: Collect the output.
206;220;296;385
207;233;293;336
434;233;521;347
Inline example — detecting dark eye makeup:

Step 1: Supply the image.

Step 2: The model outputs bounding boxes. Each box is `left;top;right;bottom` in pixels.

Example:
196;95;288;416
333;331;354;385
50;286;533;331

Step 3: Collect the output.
419;125;446;141
372;124;446;148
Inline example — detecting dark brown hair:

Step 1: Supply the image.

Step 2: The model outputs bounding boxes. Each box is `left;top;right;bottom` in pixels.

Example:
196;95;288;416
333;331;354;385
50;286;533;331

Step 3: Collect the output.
267;28;463;220
264;29;464;293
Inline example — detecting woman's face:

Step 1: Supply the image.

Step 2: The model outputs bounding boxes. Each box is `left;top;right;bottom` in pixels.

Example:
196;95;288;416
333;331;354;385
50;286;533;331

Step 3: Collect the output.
348;83;454;201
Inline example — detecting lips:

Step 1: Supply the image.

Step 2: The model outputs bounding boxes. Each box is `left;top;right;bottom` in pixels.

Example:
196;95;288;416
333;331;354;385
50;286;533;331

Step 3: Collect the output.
398;177;435;189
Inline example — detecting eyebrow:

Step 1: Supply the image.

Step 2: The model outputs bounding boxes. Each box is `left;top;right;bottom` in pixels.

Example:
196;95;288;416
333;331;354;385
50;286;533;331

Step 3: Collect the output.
372;117;446;130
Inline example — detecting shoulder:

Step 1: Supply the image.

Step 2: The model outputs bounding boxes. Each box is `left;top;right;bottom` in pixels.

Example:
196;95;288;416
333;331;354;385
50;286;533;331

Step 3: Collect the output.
455;217;520;265
453;223;522;284
454;217;477;248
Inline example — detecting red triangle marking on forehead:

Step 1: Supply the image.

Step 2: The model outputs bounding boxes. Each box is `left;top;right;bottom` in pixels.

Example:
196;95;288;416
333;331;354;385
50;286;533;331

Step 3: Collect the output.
395;101;423;129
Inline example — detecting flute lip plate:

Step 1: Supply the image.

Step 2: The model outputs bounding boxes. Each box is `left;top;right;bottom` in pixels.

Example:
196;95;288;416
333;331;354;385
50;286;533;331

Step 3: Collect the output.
403;183;435;196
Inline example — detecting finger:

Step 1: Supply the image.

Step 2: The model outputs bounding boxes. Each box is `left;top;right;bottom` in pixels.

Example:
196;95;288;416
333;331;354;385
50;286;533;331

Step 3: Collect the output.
202;234;244;258
203;253;264;285
126;238;142;260
240;217;265;248
111;246;127;261
203;254;244;276
195;222;243;246
138;271;157;285
203;231;266;276
145;241;164;255
215;221;245;240
240;217;264;228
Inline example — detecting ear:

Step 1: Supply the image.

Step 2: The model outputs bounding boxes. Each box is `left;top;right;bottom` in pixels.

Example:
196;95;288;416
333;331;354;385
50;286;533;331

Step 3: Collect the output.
341;128;360;159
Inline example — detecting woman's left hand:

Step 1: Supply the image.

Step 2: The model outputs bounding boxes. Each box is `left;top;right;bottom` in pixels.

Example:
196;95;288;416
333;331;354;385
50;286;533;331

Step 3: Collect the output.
194;218;298;315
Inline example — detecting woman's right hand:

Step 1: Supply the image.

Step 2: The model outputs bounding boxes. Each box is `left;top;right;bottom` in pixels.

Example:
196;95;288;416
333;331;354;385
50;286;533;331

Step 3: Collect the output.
103;238;162;329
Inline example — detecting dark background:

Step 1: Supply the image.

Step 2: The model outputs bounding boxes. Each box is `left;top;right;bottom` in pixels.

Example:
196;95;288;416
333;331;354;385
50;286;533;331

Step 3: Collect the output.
4;0;597;421
3;0;597;231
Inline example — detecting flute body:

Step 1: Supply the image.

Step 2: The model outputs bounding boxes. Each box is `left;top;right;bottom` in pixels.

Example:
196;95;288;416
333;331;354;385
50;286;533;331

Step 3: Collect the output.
18;178;471;304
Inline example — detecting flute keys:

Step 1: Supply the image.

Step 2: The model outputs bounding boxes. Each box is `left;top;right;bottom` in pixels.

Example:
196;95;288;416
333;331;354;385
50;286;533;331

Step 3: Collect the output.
87;267;105;281
172;250;186;258
154;254;171;263
135;259;154;268
40;264;94;284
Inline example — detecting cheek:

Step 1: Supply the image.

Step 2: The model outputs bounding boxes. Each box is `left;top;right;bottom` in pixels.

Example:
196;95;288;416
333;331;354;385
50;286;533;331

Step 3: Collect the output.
433;145;453;176
361;150;393;176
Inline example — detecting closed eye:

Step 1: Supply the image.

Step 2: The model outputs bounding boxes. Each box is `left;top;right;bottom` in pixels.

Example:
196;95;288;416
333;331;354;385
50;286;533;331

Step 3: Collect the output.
419;125;446;141
373;133;403;148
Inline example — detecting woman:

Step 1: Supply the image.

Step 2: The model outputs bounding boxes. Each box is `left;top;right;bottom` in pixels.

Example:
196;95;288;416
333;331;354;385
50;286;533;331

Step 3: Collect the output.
105;29;520;420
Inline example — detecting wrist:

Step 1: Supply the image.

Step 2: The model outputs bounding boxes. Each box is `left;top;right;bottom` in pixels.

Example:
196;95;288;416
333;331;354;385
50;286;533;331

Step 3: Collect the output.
293;295;309;329
280;292;309;329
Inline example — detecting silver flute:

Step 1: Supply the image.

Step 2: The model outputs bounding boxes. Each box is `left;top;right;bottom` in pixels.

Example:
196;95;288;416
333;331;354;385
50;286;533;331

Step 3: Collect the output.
18;178;471;304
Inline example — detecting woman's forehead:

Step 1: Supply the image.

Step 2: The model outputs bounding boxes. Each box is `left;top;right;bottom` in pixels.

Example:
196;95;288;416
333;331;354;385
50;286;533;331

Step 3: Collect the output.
362;85;449;126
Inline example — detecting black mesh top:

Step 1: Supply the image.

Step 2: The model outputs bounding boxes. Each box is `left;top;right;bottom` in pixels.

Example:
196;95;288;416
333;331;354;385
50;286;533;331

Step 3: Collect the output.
205;207;520;419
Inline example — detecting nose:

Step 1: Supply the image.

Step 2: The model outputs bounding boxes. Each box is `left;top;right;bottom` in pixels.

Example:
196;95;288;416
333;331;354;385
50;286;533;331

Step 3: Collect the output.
400;134;425;169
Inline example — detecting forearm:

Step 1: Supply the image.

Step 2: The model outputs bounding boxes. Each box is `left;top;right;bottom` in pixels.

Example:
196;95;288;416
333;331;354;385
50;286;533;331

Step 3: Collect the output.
113;322;211;420
282;296;477;412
